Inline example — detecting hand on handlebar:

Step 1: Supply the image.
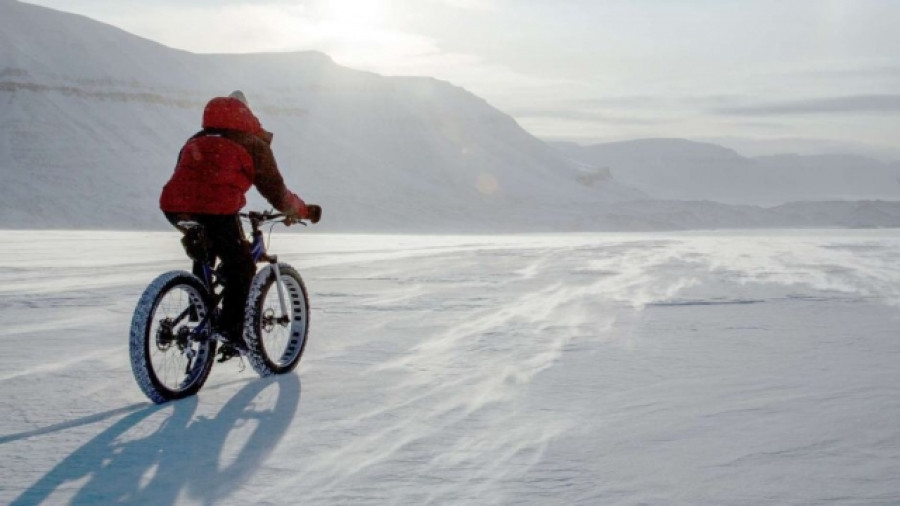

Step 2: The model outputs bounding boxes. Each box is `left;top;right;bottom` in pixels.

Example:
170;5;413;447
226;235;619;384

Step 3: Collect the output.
305;204;322;224
283;204;321;226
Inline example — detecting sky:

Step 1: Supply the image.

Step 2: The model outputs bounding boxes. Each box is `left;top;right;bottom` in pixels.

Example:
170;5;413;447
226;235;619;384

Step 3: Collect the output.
23;0;900;158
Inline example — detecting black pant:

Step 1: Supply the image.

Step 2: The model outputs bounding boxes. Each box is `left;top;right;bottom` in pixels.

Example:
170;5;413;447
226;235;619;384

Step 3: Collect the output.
165;212;255;339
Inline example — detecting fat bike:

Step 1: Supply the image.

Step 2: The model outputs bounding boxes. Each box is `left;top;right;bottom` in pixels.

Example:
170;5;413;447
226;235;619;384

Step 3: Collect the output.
129;211;310;403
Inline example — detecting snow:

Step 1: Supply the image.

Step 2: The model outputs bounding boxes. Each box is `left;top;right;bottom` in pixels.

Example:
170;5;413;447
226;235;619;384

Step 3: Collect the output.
2;3;900;500
2;229;900;504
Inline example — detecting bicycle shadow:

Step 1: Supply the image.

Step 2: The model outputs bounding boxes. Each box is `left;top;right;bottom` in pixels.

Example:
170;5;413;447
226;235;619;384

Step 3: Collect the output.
12;373;301;505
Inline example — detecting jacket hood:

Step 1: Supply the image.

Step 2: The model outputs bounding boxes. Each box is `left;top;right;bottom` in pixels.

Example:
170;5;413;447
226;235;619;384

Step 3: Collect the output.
201;96;263;134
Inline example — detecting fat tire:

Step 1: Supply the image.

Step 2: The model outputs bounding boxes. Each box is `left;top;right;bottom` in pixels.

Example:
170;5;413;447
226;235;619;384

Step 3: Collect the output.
130;271;217;403
244;263;310;377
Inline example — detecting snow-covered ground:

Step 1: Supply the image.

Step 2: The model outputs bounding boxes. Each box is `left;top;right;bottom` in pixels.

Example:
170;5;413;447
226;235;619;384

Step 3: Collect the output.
2;229;900;505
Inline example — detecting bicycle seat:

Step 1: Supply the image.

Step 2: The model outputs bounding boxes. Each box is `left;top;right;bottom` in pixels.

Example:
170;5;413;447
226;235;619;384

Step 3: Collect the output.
177;221;210;262
176;220;203;231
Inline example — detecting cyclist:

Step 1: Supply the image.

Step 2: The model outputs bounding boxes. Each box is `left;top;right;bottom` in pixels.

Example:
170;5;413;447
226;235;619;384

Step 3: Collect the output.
159;90;321;361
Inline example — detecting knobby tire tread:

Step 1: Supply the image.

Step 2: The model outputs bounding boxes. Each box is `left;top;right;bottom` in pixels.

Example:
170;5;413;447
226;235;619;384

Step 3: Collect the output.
244;263;310;377
129;271;216;403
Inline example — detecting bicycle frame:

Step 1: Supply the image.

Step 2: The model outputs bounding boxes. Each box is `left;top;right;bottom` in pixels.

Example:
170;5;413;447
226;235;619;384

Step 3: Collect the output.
172;211;294;343
169;225;238;344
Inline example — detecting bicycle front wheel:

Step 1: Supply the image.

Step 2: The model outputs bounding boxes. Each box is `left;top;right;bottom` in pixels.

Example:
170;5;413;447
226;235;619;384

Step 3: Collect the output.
129;271;217;403
244;263;310;376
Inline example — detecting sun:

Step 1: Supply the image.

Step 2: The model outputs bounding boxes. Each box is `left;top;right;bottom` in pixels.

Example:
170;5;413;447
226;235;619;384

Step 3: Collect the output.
305;0;424;71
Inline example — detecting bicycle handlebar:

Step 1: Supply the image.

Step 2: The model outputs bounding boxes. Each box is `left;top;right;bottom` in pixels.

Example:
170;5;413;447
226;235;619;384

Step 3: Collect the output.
240;210;307;232
240;210;283;221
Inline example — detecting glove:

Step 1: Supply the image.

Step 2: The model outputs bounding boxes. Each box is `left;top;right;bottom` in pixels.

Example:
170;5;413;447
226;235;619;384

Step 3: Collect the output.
306;204;322;224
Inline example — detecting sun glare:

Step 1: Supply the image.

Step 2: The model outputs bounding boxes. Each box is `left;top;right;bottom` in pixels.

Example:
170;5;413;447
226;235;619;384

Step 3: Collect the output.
303;0;434;72
318;0;386;32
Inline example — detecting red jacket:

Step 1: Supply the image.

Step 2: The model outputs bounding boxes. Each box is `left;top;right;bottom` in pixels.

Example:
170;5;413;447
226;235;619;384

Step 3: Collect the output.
160;97;307;216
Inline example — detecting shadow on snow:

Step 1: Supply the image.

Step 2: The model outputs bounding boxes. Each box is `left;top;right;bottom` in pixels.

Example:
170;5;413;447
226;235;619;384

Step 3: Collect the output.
0;403;151;445
12;374;301;505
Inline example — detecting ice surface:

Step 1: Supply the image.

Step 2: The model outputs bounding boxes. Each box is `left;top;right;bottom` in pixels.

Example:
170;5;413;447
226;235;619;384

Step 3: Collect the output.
2;229;899;504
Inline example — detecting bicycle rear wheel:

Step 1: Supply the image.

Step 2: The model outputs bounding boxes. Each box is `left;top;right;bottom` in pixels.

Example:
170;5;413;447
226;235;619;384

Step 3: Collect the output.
244;263;310;376
130;271;217;403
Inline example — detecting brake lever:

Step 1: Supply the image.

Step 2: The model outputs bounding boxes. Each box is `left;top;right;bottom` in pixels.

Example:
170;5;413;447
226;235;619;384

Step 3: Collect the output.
281;216;305;227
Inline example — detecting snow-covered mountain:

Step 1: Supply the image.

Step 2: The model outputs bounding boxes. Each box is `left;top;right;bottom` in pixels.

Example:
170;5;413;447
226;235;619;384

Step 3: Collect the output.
554;138;900;206
0;0;645;232
2;0;900;231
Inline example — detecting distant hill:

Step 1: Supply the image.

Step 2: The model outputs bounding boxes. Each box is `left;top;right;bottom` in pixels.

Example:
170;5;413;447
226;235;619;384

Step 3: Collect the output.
553;138;900;206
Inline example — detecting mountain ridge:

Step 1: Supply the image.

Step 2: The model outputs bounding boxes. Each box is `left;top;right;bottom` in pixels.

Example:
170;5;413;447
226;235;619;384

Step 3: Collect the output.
553;138;900;206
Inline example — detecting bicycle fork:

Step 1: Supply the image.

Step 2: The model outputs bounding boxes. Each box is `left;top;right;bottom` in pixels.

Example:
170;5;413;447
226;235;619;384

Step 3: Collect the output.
268;255;292;325
252;230;291;325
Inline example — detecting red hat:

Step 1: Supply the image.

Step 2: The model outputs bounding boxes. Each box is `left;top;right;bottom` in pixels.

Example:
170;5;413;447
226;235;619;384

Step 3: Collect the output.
201;94;263;134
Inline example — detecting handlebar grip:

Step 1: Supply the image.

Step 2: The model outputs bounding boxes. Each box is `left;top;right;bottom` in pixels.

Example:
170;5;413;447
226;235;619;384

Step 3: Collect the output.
306;205;322;224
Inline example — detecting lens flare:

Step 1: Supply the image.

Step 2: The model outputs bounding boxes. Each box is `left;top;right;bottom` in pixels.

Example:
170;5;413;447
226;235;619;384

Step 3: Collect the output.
476;173;499;196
